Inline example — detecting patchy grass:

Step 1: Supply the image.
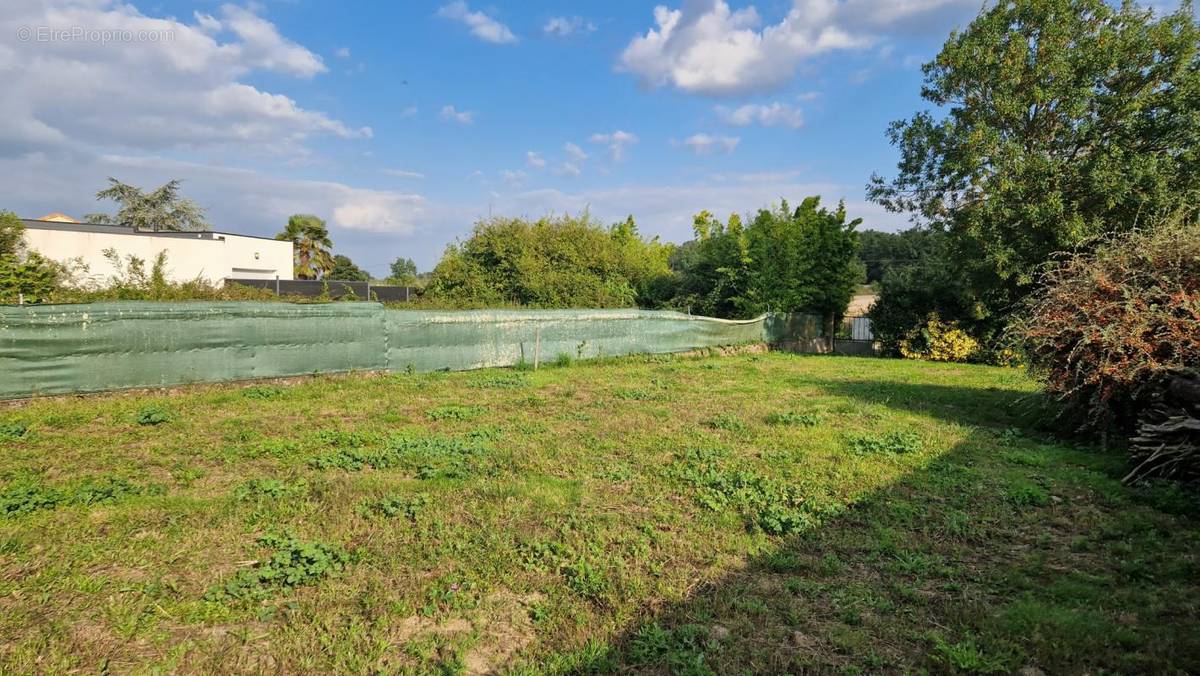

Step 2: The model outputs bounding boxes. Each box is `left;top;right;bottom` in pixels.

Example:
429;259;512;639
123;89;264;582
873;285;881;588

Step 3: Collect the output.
0;353;1196;673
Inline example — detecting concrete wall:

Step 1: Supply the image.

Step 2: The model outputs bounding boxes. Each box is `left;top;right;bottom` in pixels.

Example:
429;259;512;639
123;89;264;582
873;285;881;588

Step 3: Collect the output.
22;223;293;285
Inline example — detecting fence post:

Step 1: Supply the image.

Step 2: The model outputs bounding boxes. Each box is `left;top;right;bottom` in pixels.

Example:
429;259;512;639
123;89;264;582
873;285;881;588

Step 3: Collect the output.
275;275;280;295
534;327;541;370
366;281;371;301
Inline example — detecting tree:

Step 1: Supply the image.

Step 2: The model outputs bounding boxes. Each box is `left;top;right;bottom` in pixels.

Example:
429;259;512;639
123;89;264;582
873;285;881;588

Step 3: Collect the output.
608;216;676;307
670;198;862;324
869;0;1200;328
275;215;334;280
86;178;209;231
858;229;923;284
387;257;419;286
0;210;59;303
742;197;863;331
868;230;987;353
669;211;750;318
329;254;370;282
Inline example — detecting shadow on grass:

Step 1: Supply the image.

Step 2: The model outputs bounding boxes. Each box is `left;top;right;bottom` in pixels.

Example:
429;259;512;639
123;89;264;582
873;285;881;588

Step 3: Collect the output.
562;379;1200;674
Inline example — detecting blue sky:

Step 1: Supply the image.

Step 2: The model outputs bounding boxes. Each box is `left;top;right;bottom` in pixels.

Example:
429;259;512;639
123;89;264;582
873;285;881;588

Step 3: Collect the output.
2;0;994;275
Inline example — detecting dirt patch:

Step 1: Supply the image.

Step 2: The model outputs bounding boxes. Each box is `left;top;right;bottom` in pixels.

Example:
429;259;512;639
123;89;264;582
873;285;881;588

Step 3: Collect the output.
387;590;544;674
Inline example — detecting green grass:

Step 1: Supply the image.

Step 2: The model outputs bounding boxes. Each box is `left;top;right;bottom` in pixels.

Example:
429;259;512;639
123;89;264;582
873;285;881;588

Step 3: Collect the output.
0;353;1197;673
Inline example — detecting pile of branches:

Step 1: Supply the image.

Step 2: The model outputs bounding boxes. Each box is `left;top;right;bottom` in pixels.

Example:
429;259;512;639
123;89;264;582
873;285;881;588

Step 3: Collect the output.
1016;220;1199;484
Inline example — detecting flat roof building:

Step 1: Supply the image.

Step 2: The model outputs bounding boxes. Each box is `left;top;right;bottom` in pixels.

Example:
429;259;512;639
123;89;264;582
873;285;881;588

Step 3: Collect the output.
20;218;294;285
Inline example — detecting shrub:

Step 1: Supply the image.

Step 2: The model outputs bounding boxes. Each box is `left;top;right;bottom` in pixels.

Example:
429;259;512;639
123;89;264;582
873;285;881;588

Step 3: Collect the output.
1015;221;1199;482
425;213;672;308
899;314;979;362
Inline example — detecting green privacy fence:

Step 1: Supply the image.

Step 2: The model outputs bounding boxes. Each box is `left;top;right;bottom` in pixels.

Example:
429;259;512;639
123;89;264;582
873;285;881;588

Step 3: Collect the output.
0;302;822;399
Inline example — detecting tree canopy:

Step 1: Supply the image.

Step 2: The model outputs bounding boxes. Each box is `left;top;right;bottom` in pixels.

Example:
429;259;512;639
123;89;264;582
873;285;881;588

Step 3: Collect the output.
329;254;370;282
869;0;1200;323
387;257;419;286
86;178;209;232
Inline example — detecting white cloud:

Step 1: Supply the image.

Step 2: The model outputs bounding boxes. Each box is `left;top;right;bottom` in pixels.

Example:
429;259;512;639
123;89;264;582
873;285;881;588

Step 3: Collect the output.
526;151;547;169
564;142;589;162
717;102;805;129
2;152;425;235
334;47;351;59
589;131;639;161
502;169;528;187
440;105;475;124
682;133;740;155
437;1;518;44
382;168;425;179
554;162;582;177
619;0;976;96
0;2;365;157
543;16;597;37
400;106;419;118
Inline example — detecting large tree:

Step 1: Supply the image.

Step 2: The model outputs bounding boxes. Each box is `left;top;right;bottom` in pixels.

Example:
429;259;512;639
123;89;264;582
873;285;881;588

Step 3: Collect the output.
275;215;335;280
86;178;209;231
329;254;370;282
868;0;1200;325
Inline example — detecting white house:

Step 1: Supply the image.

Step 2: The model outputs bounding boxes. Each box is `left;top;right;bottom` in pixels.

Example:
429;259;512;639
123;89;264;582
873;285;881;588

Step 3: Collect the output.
20;216;294;285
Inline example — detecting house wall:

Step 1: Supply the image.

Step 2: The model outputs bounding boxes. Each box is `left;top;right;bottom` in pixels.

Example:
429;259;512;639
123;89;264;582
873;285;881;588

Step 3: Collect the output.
22;226;293;285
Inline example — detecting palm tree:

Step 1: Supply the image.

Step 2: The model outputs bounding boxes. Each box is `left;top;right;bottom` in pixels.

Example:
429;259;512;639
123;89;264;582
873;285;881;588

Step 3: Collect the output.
276;214;335;280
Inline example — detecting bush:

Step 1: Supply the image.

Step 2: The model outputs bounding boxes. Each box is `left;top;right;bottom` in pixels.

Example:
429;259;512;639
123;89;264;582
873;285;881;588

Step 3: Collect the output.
1015;221;1200;482
899;314;979;362
425;213;671;309
0;210;60;304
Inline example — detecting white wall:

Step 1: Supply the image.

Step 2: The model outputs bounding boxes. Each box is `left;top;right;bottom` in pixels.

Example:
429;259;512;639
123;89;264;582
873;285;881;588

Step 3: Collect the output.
23;226;293;285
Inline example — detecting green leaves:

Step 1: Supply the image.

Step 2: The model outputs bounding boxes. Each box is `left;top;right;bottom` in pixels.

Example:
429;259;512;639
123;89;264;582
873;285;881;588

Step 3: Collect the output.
206;530;353;601
871;0;1200;330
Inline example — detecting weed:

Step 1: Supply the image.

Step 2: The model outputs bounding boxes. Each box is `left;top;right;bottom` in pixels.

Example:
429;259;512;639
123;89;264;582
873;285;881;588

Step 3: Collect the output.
0;421;29;442
848;431;923;455
242;385;285;400
421;574;480;615
672;448;834;535
613;388;655;401
357;493;431;521
1000;449;1050;467
553;353;574;368
764;411;822;427
309;433;492;479
206;530;353;601
929;634;1011;674
703;414;746;433
628;622;716;674
1;476;162;518
469;373;528;389
136;405;172;426
234;478;309;501
426;405;484;422
562;558;611;604
1006;481;1050;507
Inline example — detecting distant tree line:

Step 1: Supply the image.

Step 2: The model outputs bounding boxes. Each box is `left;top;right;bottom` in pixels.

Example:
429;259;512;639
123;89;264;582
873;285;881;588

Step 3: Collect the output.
423;196;864;327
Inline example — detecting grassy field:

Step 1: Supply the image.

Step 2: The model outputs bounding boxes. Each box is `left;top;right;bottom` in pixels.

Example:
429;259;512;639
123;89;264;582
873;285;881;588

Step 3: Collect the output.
0;352;1197;674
